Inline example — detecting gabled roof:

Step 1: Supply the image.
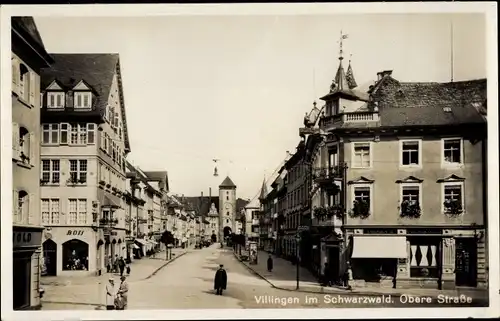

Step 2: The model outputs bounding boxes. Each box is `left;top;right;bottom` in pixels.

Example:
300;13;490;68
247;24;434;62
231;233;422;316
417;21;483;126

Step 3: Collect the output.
11;17;53;67
144;171;169;192
219;176;236;189
258;178;268;200
40;54;131;152
369;77;487;128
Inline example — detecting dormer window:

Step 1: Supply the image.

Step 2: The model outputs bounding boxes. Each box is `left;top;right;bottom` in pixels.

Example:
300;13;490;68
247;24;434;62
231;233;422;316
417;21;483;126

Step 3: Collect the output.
74;92;92;109
47;92;65;109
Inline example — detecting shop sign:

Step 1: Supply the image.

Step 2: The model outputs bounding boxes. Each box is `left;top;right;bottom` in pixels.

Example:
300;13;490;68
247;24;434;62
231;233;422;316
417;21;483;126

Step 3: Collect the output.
67;230;84;236
407;229;442;235
13;231;42;248
364;229;397;234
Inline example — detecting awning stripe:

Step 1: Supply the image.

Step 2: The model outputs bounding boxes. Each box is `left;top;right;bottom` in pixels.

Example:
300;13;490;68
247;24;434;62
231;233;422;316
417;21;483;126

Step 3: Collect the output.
351;236;407;259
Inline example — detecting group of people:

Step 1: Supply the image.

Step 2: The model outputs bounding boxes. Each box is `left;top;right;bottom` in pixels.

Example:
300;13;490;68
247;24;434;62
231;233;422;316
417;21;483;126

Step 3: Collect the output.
105;276;129;310
107;255;130;277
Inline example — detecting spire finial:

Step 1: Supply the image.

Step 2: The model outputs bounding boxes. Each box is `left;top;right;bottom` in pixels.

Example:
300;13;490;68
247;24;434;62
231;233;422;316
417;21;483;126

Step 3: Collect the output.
339;30;348;61
349;54;352;65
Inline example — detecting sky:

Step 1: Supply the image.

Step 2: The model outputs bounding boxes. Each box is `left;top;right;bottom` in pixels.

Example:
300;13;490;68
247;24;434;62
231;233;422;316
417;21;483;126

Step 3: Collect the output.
34;13;486;200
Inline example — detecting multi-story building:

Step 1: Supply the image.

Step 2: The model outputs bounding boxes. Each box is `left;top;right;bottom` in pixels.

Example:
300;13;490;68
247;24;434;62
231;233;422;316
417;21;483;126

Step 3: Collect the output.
39;53;130;277
258;180;270;250
11;17;54;310
244;198;261;242
283;142;308;261
317;52;487;289
141;171;169;251
272;167;288;257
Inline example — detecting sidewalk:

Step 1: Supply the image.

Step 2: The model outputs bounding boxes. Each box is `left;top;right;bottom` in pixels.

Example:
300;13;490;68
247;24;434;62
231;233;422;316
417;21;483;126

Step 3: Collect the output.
40;248;188;309
234;250;487;299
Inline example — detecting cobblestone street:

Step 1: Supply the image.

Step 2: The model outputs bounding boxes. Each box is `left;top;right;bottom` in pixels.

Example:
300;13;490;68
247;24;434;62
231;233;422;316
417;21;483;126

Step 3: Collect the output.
41;245;488;310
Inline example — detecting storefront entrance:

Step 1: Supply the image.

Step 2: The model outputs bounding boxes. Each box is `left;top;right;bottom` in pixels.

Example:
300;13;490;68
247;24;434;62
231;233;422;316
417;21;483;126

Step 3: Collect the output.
455;238;477;287
62;239;89;271
13;252;31;310
42;239;57;276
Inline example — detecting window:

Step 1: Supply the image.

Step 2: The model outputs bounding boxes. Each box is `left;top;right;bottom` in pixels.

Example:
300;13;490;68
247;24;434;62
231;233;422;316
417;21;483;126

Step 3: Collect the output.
226;219;229;224
19;63;29;100
41;160;60;184
352;142;371;168
353;186;371;207
69;160;87;184
60;124;68;144
78;199;88;224
443;183;463;214
41;199;60;224
87;124;96;144
42;124;59;145
17;126;33;165
401;185;420;205
47;92;65;108
401;140;421;166
226;196;229;201
443;138;462;165
68;199;81;224
74;92;92;108
329;146;339;167
15;190;29;223
409;238;439;278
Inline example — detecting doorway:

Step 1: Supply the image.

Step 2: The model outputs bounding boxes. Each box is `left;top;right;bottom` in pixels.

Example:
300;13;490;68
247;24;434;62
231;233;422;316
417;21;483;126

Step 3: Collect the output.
42;239;57;276
327;246;340;281
455;238;477;287
13;252;31;310
223;226;232;238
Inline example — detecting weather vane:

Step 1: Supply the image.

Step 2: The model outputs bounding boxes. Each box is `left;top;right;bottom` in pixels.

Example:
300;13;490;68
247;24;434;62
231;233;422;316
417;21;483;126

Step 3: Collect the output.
338;30;349;60
213;159;220;177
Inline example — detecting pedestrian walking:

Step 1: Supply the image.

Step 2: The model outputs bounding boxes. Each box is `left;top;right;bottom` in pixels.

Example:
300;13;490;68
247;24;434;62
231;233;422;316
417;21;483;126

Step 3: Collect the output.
105;278;116;310
106;255;112;273
213;264;227;295
346;261;353;291
113;255;119;273
115;276;129;310
267;254;273;272
118;257;126;276
126;265;131;276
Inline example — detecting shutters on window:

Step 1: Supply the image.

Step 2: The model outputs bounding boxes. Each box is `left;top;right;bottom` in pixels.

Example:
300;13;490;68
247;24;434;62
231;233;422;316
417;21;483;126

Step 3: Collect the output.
13;189;18;222
28;193;35;225
29;132;36;165
29;72;36;106
12;123;20;160
12;58;19;94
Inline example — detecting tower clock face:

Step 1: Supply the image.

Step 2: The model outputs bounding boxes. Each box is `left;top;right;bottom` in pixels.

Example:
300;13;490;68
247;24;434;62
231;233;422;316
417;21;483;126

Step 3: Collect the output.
225;203;232;211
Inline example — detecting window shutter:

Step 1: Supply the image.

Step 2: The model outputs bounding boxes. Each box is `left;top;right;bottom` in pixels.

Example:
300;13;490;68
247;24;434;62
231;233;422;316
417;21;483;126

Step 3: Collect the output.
11;59;19;94
12;123;20;159
28;193;35;225
29;132;36;165
29;72;36;106
13;189;18;221
100;131;105;150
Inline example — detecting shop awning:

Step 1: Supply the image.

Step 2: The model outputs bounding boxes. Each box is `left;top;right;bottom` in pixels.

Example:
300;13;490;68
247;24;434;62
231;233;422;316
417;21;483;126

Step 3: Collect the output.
135;239;149;247
351;236;407;259
101;194;121;209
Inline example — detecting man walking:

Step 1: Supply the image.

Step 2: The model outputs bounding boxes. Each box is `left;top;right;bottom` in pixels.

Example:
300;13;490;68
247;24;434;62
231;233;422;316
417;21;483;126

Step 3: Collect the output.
115;276;129;310
267;254;273;272
118;256;126;277
213;264;227;295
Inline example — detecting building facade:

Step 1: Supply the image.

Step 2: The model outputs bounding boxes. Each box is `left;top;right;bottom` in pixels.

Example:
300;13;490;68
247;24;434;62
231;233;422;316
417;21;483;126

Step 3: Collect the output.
317;54;487;288
12;17;54;310
219;176;237;241
39;54;130;277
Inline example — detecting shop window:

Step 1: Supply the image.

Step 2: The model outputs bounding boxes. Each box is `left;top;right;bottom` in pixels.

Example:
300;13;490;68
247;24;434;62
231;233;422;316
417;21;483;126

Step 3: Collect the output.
62;239;89;271
409;238;439;278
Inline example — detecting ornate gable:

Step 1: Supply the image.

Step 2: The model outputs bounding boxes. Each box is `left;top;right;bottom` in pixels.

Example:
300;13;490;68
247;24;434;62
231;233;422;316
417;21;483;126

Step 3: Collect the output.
396;175;424;184
348;176;374;185
46;80;63;91
436;174;465;183
73;80;91;91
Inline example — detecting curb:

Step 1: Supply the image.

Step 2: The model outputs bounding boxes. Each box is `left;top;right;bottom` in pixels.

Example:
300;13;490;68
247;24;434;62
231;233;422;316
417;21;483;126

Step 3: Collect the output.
143;251;188;280
232;252;486;298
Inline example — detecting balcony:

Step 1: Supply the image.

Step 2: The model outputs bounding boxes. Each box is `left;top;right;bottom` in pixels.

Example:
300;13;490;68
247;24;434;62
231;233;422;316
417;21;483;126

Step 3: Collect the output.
100;218;118;226
319;111;379;131
312;205;344;227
